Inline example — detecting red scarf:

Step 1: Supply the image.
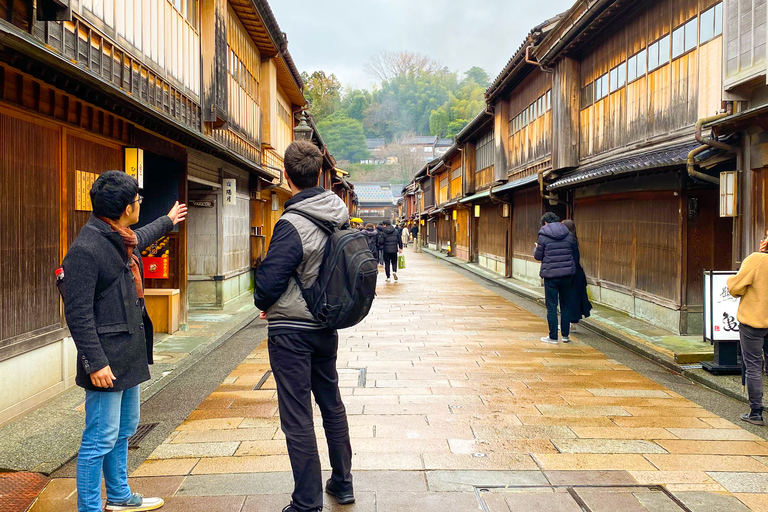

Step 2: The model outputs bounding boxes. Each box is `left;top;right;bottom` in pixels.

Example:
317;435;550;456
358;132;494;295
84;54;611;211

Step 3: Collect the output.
99;217;144;298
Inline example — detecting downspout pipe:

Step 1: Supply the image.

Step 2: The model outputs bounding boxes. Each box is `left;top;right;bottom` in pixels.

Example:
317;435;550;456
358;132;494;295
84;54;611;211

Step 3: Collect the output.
538;169;567;205
525;45;554;74
686;112;739;185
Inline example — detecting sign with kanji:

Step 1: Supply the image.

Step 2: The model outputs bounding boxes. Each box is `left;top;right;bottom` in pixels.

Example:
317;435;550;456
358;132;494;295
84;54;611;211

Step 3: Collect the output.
224;179;236;206
75;171;98;211
125;148;144;188
703;271;740;342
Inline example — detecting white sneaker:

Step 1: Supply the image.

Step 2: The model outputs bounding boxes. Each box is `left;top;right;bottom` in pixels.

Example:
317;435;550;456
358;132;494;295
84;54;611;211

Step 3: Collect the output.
540;336;558;344
105;493;164;511
562;336;571;343
393;273;398;281
386;278;391;282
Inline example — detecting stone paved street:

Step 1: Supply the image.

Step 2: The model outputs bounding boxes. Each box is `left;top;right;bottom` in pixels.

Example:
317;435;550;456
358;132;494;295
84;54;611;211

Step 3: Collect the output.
29;252;768;511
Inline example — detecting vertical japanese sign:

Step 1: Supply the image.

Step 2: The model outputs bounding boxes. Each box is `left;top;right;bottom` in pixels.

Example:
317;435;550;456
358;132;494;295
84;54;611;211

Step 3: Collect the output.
125;148;144;188
703;271;740;342
224;178;237;206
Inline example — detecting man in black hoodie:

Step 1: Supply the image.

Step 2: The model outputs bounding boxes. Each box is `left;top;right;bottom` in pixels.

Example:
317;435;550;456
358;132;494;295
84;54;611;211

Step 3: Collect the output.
534;212;577;344
378;220;403;282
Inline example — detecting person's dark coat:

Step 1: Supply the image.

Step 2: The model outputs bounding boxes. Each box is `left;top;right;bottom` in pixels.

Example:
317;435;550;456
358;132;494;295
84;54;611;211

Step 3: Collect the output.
569;245;593;322
62;214;173;392
362;227;379;255
534;222;577;279
410;225;419;238
378;225;402;254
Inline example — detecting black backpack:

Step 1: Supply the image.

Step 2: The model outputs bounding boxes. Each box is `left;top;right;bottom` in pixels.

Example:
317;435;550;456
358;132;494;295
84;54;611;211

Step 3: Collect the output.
289;210;378;330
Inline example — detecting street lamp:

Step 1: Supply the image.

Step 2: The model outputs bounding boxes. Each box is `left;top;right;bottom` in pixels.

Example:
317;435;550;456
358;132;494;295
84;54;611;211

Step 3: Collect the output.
294;115;313;141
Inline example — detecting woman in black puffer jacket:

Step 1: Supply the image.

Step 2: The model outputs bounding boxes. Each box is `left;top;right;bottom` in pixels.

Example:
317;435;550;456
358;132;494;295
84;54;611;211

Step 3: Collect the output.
534;212;577;344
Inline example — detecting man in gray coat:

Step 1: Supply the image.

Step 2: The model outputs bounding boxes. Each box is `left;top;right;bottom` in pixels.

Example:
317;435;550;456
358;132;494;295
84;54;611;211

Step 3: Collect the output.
62;171;186;512
255;141;354;512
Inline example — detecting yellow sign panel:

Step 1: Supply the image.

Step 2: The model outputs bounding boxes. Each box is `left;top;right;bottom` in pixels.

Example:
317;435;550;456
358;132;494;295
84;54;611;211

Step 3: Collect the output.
75;171;99;211
452;210;457;220
474;205;481;218
125;148;144;188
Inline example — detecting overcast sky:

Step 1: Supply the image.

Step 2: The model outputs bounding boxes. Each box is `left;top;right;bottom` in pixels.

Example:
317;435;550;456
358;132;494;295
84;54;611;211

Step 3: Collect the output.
270;0;576;90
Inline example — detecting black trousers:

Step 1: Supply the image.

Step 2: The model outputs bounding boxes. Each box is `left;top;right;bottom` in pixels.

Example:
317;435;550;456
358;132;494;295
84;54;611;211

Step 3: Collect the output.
268;331;353;512
544;276;574;340
383;252;398;278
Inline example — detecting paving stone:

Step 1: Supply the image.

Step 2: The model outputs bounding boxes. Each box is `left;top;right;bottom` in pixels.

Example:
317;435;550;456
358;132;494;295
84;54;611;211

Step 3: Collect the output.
628;471;719;486
707;471;768;493
171;428;278;444
351;471;428;492
536;405;631;417
664;428;763;441
176;473;294;496
423;452;538;471
544;470;637;486
351;452;424;470
156;495;246;511
551;438;667;454
570;427;678;440
533;454;657;471
191;455;291;474
500;490;583;512
630;491;685;512
654;440;768;455
672;491;752;512
130;458;199;477
375;491;483;512
148;442;240;459
426;470;548;491
734;493;768;511
473;425;577;440
645;454;768;472
587;389;674;398
575;489;652;512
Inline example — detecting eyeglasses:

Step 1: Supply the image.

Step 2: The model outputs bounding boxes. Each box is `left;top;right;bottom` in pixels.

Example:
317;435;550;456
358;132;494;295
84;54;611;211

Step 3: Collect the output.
132;195;143;205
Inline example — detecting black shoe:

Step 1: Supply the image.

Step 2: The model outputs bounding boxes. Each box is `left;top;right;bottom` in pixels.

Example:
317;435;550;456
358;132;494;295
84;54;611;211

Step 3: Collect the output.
326;479;355;505
282;505;299;512
741;409;764;426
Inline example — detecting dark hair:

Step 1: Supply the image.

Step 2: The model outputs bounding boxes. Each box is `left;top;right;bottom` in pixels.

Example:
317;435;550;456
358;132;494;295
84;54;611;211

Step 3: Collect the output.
541;212;560;226
284;140;323;190
91;170;139;220
365;223;374;229
562;219;578;245
383;219;392;226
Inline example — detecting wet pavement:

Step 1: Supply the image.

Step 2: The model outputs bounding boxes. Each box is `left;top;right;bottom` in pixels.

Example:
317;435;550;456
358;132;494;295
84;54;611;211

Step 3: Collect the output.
26;251;768;511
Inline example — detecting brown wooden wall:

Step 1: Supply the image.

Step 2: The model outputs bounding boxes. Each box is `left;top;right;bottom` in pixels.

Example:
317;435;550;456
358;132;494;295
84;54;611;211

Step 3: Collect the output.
574;191;681;305
66;135;124;244
477;202;507;258
509;70;553;172
438;215;451;251
512;188;542;261
579;0;723;160
0;110;61;343
455;209;470;256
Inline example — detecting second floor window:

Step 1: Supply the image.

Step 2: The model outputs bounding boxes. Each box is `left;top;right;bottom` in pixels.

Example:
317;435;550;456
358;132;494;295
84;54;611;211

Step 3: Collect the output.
627;49;647;83
700;3;723;44
648;34;670;72
672;18;698;59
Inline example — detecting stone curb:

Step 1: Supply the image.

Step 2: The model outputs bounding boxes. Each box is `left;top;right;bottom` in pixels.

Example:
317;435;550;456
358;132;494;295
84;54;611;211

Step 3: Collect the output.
421;248;749;405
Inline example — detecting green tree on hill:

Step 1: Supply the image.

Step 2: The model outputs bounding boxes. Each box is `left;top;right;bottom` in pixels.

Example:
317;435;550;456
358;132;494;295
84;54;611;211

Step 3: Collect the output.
317;113;370;163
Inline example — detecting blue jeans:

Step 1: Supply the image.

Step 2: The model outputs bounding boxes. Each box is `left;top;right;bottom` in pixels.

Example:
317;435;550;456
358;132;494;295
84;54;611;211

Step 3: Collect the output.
77;385;140;512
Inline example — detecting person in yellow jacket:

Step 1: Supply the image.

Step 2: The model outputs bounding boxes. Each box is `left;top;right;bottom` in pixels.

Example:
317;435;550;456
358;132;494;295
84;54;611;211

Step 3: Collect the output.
727;233;768;426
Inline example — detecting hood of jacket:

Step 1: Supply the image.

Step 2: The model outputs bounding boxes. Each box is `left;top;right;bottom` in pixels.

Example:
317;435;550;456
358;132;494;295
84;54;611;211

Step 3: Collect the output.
381;225;397;235
539;222;570;241
284;189;349;227
362;228;377;237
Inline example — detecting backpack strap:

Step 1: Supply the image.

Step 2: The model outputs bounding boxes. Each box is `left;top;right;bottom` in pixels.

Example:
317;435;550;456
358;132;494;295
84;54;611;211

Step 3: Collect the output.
285;209;337;235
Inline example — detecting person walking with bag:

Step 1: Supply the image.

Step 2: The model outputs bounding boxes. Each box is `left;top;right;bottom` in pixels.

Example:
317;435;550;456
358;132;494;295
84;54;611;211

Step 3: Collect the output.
727;232;768;426
534;212;577;344
362;223;379;256
378;219;403;282
61;171;186;512
562;220;592;333
254;140;355;512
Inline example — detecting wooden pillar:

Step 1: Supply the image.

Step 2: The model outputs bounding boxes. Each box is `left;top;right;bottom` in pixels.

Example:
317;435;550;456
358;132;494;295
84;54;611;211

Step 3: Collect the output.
552;57;580;171
493;100;509;182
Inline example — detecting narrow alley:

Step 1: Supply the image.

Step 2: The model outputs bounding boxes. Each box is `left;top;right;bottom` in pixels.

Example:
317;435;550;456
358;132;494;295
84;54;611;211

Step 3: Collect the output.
27;251;768;512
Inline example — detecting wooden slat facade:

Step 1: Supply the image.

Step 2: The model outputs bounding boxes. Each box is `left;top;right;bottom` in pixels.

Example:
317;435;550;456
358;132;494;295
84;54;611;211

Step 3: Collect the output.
509;70;553;173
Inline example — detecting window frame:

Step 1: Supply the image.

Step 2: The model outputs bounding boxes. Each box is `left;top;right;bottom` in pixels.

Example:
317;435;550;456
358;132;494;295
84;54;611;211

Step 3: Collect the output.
648;34;670;72
700;2;723;44
672;17;698;59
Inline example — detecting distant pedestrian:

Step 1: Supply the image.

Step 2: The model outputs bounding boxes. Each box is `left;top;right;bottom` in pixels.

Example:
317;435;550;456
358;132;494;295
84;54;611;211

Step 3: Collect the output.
534;212;577;344
362;223;379;255
61;171;186;512
411;223;419;248
378;219;403;282
727;232;768;426
376;222;385;265
401;223;410;248
562;220;592;332
254;141;354;512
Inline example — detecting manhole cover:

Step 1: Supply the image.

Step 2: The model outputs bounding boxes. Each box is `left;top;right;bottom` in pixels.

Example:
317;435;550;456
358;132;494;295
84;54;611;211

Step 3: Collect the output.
128;423;159;449
477;485;694;512
0;472;49;512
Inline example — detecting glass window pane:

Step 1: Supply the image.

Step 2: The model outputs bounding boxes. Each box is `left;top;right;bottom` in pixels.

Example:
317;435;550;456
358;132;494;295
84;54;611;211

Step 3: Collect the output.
700;7;715;43
637;49;646;75
659;35;670;65
628;56;636;82
610;67;618;91
649;42;659;70
617;62;626;88
715;3;723;36
685;19;697;51
546;90;551;110
672;26;684;58
602;73;610;97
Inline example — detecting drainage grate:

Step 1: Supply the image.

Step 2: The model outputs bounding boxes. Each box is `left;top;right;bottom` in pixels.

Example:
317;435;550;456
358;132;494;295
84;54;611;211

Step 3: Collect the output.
128;423;159;449
476;485;694;512
254;370;273;390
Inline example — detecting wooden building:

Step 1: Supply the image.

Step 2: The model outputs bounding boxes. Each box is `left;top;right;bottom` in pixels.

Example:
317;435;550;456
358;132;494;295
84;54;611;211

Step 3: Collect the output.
0;0;312;424
534;0;732;334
